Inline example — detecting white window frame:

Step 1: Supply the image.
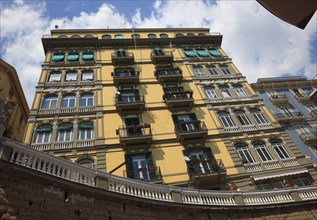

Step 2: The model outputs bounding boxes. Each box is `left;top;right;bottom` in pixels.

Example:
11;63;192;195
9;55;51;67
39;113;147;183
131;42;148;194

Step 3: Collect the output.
193;66;205;77
42;96;58;109
234;111;252;126
82;71;93;80
49;73;61;82
235;144;255;163
35;131;51;143
254;142;273;162
250;109;267;124
61;95;76;108
234;86;248;97
206;66;218;76
204;87;218;99
79;127;94;140
57;129;72;142
65;72;77;81
80;94;94;107
271;141;290;159
220;67;231;75
218;112;235;128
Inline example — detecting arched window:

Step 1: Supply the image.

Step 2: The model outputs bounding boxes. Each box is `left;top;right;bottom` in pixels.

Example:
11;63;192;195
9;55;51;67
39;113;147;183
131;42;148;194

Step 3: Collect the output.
58;35;68;38
253;141;273;162
34;124;52;143
198;33;206;36
148;34;157;38
42;95;58;109
219;85;232;98
80;93;94;107
206;65;218;75
270;139;290;159
187;33;195;36
233;84;248;97
250;108;267;124
218;111;235;128
131;34;140;39
175;33;184;37
77;158;95;169
65;70;77;81
61;94;76;108
235;143;255;163
102;34;111;39
84;34;94;38
71;35;81;38
159;33;168;38
78;121;94;140
193;65;204;77
82;70;94;80
48;71;62;82
204;86;218;99
234;110;251;126
220;65;231;75
114;34;124;39
56;123;73;142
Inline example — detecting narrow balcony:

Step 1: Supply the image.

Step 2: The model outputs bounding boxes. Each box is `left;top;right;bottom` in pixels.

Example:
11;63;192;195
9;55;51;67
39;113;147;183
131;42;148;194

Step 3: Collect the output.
124;166;163;184
175;121;208;142
309;110;317;119
112;67;140;85
188;159;226;188
295;94;311;103
154;65;182;83
270;95;289;105
111;51;134;65
300;132;317;145
116;124;152;146
274;112;305;124
163;91;194;109
150;50;174;64
115;95;145;112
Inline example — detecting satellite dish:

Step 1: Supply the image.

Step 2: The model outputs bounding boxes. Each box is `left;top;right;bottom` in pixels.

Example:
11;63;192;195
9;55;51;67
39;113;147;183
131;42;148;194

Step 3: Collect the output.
55;25;59;29
184;156;190;161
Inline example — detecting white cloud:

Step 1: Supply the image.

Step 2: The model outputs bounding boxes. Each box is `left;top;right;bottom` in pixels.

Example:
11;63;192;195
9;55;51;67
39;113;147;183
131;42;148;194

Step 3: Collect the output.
0;0;316;107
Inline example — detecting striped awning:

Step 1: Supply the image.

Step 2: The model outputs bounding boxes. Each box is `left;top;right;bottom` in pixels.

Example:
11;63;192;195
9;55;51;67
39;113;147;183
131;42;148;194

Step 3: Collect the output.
252;169;308;181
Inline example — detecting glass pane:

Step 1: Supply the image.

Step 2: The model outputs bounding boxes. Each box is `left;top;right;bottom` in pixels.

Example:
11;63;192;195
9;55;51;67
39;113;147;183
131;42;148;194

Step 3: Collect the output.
69;99;75;107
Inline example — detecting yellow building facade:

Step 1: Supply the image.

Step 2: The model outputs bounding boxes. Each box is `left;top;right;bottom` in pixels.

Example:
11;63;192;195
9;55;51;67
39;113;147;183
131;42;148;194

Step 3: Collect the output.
23;28;316;190
0;59;29;142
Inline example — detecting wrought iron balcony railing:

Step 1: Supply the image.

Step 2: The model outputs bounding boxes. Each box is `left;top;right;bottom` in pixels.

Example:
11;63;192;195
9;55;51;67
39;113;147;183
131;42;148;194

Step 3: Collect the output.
116;124;152;146
175;120;208;142
115;95;145;112
111;67;140;85
124;166;162;182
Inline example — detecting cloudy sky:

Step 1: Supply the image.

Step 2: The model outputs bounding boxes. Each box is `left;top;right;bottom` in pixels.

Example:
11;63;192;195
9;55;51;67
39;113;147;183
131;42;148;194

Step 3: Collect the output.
1;0;316;106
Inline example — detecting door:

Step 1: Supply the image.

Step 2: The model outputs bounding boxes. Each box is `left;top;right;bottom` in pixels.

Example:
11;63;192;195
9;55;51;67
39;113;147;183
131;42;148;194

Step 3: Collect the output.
124;117;142;136
131;154;149;180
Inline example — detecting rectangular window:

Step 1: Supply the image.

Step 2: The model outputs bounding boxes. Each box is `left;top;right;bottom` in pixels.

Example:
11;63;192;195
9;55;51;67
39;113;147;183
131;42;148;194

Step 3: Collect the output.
82;72;93;80
66;73;77;81
220;67;231;75
293;177;312;187
255;145;273;162
235;87;247;97
206;66;218;75
220;88;232;98
193;66;205;77
49;73;61;82
205;88;218;99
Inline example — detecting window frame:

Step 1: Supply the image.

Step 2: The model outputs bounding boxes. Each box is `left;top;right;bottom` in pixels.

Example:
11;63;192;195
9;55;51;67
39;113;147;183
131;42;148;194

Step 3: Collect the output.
234;110;252;126
78;122;94;140
235;143;255;163
253;141;273;162
82;70;94;81
204;87;218;99
41;96;58;109
218;111;235;128
271;140;290;159
79;93;94;107
250;109;268;124
61;94;76;108
193;65;205;77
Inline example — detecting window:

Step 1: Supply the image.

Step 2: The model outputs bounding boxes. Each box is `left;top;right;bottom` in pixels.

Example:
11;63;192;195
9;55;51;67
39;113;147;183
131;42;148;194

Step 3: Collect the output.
48;72;61;82
196;49;210;57
220;66;231;75
234;110;251;126
67;53;79;61
193;65;205;77
235;143;255;163
250;108;267;124
209;49;222;57
187;33;195;36
206;65;218;75
234;85;248;97
78;121;94;140
77;158;95;169
117;90;139;103
270;139;290;159
51;54;65;62
80;93;94;107
71;35;80;38
301;87;313;95
256;182;273;190
153;48;164;56
57;124;73;142
204;87;218;99
148;34;157;38
58;35;67;38
253;141;273;162
65;71;77;81
125;152;156;181
82;70;93;80
160;33;168;38
102;34;111;39
293;177;312;187
34;124;52;143
114;34;124;39
183;49;197;57
84;35;94;38
218;111;235;128
219;85;232;98
176;33;184;37
61;94;76;108
172;113;200;132
116;49;128;57
82;53;94;61
41;96;58;109
131;34;140;39
183;148;216;175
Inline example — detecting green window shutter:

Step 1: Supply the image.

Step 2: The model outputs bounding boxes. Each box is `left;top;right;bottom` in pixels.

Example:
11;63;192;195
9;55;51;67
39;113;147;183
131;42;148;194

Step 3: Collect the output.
196;50;209;57
82;54;94;60
124;154;133;178
184;51;197;57
36;125;52;132
172;115;179;125
67;54;79;61
78;122;93;129
209;50;222;57
188;113;197;121
58;124;73;131
52;54;64;61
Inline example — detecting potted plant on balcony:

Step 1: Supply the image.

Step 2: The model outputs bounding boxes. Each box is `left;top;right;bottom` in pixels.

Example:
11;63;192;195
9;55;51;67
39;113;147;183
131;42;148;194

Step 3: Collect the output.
283;178;293;188
227;182;238;191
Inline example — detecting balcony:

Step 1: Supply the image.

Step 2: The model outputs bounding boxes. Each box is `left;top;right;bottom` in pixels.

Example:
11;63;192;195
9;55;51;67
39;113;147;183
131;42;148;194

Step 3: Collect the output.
116;124;152;146
295;94;311;103
124;166;163;184
112;67;140;85
270;95;289;105
115;95;145;112
310;110;317;119
188;159;226;188
111;51;134;65
163;91;194;109
300;132;317;145
150;51;174;64
274;112;305;124
175;121;208;142
154;65;182;83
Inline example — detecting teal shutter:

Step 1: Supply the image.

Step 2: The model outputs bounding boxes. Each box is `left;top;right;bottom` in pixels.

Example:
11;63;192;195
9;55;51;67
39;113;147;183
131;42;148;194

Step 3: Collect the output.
82;54;94;60
78;122;93;129
209;50;222;57
36;125;52;132
197;50;209;57
57;124;73;131
52;54;64;61
67;54;79;61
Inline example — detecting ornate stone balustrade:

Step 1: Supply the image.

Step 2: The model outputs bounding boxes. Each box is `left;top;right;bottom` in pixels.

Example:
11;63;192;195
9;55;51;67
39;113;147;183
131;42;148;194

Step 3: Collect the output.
281;157;299;167
263;160;281;169
1;137;317;207
244;162;262;172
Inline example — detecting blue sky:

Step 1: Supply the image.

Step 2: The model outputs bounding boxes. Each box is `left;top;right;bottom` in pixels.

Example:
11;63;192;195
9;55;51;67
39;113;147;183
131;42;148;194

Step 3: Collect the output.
0;0;316;106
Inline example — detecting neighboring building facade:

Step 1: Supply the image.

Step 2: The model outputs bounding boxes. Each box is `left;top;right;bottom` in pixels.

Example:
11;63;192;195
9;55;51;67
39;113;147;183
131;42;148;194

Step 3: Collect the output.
0;59;29;142
252;76;317;164
23;28;317;190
